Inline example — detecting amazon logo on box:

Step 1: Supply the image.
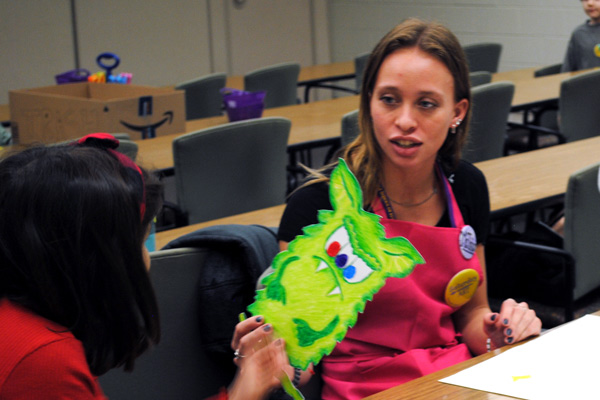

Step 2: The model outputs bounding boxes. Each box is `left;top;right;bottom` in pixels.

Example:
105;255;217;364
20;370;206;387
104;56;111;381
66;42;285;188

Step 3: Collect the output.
9;82;185;144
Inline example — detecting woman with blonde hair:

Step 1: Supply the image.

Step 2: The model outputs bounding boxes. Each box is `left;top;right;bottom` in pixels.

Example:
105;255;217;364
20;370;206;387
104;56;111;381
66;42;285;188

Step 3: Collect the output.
233;19;542;400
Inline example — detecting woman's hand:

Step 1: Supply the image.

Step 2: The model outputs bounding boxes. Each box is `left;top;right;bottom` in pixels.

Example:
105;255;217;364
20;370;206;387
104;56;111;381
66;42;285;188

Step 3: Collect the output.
483;298;542;349
231;315;272;367
228;338;288;400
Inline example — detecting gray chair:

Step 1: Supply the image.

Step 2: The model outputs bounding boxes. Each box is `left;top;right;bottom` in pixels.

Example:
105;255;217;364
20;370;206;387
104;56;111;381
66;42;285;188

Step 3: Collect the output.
463;42;502;73
534;63;563;78
244;62;300;108
341;109;359;147
111;133;131;140
176;72;227;120
99;247;233;399
462;81;514;163
116;139;139;161
173;117;291;224
354;52;370;91
506;68;600;152
487;162;600;323
469;71;493;87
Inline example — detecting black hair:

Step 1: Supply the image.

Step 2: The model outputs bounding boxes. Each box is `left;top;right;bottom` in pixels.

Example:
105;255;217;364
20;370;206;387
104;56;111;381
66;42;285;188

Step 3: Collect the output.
0;143;163;375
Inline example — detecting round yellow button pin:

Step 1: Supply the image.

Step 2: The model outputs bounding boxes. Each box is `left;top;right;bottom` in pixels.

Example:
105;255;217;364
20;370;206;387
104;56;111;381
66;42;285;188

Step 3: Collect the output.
445;269;480;308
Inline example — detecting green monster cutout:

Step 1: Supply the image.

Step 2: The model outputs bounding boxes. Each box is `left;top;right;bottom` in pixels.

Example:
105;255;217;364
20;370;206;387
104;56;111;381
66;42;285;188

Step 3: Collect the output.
247;159;425;372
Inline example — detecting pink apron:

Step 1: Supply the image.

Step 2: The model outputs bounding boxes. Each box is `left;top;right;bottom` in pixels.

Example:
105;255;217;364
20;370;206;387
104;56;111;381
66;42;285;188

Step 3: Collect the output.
320;170;484;400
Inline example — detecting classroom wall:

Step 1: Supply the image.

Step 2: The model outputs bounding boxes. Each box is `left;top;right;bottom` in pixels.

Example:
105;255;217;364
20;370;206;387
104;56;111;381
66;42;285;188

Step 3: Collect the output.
1;1;587;105
328;0;584;71
0;0;328;104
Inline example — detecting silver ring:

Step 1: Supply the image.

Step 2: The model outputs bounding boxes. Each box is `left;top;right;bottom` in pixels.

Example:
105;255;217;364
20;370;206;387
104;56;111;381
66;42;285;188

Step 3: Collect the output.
234;349;245;359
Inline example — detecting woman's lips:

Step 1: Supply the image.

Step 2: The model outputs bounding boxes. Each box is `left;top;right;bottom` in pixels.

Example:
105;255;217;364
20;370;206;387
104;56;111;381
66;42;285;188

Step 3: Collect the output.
392;139;422;149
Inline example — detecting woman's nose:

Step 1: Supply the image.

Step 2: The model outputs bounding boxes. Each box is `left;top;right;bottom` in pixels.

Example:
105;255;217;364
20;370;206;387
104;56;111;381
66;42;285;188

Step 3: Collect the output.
394;106;417;133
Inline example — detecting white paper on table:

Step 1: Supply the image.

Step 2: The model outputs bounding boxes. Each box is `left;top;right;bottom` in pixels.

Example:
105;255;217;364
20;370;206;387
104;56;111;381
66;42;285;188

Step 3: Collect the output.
439;314;600;400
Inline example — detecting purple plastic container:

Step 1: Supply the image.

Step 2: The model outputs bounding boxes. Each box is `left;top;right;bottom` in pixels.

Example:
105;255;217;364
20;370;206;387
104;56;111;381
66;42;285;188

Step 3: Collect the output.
220;88;266;122
55;69;91;84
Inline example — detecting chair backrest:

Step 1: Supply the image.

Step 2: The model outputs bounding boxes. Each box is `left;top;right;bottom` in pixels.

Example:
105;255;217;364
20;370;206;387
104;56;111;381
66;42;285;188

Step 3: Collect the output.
341;109;359;147
176;72;227;120
559;69;600;142
463;42;502;73
469;71;492;87
244;62;300;108
354;52;370;91
173;117;291;224
111;132;131;140
99;247;234;399
534;63;562;77
564;162;600;300
116;139;138;161
462;81;514;163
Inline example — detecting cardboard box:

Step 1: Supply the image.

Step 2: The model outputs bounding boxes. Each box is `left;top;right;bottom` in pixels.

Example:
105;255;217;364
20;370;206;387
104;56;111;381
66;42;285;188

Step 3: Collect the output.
9;82;185;143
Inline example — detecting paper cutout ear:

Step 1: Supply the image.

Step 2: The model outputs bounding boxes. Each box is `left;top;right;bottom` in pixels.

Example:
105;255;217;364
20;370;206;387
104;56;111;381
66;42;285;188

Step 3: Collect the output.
247;159;425;370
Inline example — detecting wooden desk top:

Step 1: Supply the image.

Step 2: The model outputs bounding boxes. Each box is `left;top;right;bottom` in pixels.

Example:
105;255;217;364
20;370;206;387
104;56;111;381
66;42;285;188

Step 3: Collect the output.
136;95;359;171
476;136;600;213
155;204;286;249
224;61;355;89
493;68;590;111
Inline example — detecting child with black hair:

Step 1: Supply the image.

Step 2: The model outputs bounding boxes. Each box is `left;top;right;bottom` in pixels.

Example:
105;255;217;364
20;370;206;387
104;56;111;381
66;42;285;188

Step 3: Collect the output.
0;134;286;400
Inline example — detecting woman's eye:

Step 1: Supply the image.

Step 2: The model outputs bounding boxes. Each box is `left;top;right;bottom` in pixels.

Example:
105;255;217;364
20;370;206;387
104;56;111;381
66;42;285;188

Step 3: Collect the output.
419;100;437;109
380;95;396;105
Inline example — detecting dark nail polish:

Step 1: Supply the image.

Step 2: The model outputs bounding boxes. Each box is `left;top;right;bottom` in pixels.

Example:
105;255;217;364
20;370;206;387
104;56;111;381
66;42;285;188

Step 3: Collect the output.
256;316;263;322
507;337;514;344
506;328;512;336
263;324;271;332
491;314;497;322
275;338;282;345
503;319;509;325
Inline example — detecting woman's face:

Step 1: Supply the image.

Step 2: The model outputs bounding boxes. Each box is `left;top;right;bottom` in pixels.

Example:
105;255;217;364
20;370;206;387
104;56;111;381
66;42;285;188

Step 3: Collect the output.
369;47;468;173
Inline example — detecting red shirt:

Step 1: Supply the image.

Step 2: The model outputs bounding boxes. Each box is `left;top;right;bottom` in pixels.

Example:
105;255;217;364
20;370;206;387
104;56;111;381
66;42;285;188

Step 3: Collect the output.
0;298;106;399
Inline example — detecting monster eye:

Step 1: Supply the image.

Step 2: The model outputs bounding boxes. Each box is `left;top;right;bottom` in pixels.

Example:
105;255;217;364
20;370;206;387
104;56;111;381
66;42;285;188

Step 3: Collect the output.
325;227;374;283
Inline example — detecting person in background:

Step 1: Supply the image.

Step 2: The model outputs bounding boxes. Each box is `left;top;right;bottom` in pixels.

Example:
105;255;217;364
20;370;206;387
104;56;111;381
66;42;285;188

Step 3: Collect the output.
233;18;542;400
562;0;600;72
0;134;285;400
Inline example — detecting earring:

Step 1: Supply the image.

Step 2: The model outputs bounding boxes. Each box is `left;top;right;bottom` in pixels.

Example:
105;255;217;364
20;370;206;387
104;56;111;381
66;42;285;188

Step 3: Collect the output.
450;118;462;134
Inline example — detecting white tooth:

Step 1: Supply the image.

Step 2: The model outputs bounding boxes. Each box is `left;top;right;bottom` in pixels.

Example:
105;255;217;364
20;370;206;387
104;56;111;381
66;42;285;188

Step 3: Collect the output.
328;286;341;296
316;261;328;272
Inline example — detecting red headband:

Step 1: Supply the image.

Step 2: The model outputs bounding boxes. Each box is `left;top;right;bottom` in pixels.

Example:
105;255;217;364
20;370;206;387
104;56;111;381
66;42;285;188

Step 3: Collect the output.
76;133;146;220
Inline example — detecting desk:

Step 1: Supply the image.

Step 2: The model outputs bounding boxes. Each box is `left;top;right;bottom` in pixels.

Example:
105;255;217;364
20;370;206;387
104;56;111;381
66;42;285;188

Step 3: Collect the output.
477;136;600;219
493;68;589;112
155;204;286;249
136;95;359;171
224;61;356;102
155;137;600;248
365;310;600;399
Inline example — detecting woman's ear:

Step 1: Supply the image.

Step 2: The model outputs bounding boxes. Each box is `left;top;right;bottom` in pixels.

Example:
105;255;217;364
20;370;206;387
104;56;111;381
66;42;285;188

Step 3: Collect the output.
454;98;469;120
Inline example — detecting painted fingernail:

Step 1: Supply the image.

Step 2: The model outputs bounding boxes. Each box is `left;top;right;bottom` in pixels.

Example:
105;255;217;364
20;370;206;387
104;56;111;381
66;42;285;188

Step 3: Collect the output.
507;337;514;344
263;324;271;332
256;316;263;322
506;328;512;336
503;319;509;325
491;314;497;322
275;338;282;346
